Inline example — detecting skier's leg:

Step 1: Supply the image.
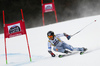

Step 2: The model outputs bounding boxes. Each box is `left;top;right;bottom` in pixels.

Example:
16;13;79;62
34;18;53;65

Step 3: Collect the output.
53;46;70;54
62;43;84;52
53;47;65;53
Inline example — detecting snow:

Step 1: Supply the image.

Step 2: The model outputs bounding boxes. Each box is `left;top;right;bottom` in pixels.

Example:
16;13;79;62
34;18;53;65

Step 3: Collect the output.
0;15;100;66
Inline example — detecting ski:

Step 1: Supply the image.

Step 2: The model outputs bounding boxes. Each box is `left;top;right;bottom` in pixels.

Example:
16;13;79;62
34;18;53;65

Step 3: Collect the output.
58;48;88;58
58;55;66;58
80;52;85;55
80;48;88;55
58;51;78;58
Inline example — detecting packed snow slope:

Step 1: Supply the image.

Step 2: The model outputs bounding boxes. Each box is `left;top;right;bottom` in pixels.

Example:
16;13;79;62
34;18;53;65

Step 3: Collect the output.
0;15;100;66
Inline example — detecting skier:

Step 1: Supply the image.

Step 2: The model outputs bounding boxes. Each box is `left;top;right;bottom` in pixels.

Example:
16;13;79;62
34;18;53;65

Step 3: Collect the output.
47;31;87;57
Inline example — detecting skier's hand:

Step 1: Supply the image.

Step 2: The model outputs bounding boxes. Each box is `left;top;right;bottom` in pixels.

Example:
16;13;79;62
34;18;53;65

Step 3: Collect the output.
64;33;71;40
48;51;55;57
51;53;55;57
67;35;71;40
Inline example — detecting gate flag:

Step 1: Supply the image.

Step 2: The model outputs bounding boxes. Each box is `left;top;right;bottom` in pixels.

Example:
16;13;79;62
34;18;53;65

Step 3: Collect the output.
42;3;55;13
4;20;26;38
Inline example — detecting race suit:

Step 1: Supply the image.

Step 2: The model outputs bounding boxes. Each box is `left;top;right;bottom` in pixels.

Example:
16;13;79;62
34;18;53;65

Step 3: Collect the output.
48;33;84;53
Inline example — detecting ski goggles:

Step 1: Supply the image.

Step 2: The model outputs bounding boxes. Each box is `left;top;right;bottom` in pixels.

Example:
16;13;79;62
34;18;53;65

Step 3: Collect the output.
48;36;53;38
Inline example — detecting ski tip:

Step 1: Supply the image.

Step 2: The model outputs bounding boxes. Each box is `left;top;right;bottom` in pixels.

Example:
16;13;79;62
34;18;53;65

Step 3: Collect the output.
58;55;63;58
58;55;62;58
80;52;84;55
80;48;88;55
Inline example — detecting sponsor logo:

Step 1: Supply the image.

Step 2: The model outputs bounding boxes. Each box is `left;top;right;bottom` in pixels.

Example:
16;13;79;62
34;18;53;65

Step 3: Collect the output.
9;25;21;34
45;4;52;10
45;5;52;10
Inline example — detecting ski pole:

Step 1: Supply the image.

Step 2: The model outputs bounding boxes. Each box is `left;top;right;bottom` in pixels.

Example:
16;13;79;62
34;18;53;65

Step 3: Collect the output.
71;20;96;37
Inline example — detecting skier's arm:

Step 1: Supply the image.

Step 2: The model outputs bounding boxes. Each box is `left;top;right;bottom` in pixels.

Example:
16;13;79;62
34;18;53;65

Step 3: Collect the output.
56;34;65;37
48;42;55;57
56;33;71;40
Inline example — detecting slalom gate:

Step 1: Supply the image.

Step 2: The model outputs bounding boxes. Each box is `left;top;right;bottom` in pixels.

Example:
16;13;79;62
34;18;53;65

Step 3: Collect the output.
2;9;32;64
41;0;58;25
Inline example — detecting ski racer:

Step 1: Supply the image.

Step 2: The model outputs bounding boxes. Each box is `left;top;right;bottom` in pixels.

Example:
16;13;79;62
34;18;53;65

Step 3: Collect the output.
47;31;87;57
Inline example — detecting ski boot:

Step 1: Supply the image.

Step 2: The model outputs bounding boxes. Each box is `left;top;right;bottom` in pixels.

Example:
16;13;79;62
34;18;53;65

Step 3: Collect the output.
58;50;71;58
80;47;87;55
64;50;71;54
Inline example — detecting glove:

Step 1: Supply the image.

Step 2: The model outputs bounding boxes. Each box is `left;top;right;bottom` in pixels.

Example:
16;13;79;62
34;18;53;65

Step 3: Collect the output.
67;35;71;40
48;51;55;57
64;33;71;40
